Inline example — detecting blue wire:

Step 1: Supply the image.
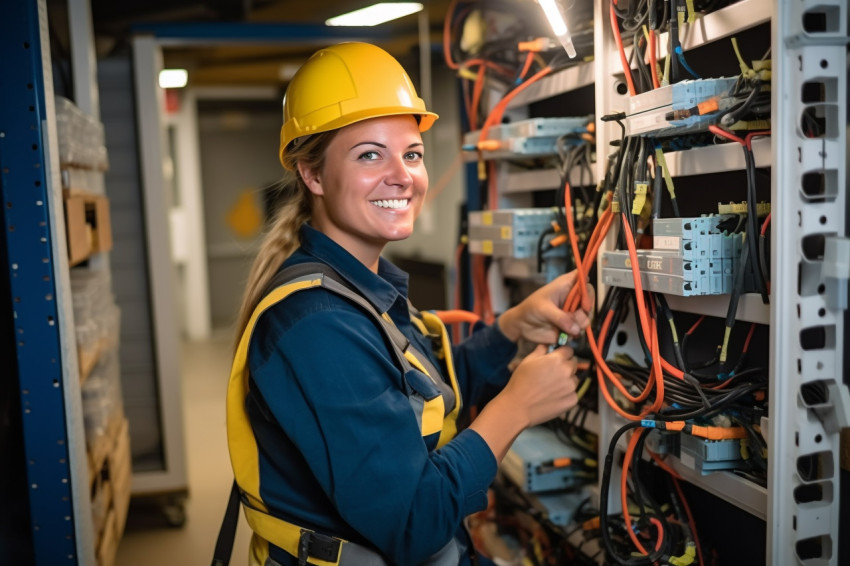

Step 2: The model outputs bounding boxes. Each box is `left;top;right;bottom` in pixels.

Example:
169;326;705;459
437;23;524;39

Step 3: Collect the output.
674;46;700;79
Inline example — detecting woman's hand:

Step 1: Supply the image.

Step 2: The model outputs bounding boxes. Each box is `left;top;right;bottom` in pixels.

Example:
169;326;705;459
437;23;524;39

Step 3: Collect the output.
497;271;594;345
469;344;581;461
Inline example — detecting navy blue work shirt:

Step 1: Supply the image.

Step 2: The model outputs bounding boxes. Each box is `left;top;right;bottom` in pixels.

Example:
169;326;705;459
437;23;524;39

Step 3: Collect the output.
246;224;519;565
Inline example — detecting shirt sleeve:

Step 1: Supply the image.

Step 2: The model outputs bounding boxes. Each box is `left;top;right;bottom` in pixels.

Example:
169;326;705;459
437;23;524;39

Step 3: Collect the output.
249;293;498;564
449;320;518;407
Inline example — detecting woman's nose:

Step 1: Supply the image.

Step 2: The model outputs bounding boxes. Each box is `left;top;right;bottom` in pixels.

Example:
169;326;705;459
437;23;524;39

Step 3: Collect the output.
384;156;413;187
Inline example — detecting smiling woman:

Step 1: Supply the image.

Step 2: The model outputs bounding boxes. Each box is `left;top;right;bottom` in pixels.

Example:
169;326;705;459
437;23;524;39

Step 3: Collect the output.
299;116;428;269
224;41;592;566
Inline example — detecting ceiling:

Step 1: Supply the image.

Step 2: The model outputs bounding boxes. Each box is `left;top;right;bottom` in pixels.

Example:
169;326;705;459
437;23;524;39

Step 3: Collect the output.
69;0;455;88
47;0;595;92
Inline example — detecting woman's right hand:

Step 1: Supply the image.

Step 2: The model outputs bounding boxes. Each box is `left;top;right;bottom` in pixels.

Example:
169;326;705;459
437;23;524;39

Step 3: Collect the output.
469;344;580;462
498;344;580;428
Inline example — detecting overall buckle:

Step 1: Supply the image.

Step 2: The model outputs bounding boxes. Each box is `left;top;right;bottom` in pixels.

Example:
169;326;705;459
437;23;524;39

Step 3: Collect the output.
297;530;341;565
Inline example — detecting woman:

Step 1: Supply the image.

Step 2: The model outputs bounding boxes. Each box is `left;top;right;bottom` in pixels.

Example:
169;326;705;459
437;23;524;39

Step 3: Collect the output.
227;42;593;566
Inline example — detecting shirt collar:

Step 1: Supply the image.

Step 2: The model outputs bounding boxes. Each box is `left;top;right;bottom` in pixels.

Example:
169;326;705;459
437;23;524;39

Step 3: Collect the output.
291;224;409;314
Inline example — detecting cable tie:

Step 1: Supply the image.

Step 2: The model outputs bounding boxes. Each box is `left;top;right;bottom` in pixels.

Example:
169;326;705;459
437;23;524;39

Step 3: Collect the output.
601;112;627;122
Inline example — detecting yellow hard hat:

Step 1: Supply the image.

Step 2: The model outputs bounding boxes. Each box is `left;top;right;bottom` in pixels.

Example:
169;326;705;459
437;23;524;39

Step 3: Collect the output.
279;42;438;169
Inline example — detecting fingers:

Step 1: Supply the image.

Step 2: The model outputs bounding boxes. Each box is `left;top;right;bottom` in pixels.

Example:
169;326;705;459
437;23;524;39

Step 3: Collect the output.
526;344;549;359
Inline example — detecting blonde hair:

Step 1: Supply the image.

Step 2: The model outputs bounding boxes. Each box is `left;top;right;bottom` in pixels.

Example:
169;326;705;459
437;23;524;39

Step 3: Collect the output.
233;131;337;346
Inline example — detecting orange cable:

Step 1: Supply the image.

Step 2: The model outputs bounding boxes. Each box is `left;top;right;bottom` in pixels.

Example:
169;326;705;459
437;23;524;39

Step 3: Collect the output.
610;1;637;96
470;65;486;131
442;0;461;70
518;51;535;81
649;29;660;89
621;429;652;555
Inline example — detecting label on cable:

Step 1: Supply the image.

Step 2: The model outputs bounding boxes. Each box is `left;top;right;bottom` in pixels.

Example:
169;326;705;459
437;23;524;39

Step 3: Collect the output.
632;183;648;215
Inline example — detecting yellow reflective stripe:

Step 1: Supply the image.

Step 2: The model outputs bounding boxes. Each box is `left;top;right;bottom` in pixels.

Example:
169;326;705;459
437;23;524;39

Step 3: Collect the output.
248;532;269;566
243;506;343;566
384;312;453;440
227;278;322;511
398;347;445;438
418;311;462;448
420;393;446;437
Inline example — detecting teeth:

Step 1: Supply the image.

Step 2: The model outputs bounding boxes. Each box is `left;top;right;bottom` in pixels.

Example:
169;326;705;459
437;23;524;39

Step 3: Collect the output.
371;199;408;209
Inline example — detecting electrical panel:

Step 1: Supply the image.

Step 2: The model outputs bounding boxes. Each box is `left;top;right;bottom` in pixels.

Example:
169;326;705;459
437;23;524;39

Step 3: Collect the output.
451;0;849;564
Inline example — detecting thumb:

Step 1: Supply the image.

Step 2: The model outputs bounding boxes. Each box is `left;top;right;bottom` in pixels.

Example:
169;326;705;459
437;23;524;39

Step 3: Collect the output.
526;344;549;360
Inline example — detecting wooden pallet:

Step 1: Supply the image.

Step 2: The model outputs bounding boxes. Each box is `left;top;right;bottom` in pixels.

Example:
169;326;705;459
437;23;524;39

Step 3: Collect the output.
88;415;132;566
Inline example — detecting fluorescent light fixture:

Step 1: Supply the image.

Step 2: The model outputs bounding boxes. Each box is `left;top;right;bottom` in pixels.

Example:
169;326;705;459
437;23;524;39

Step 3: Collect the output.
159;69;188;88
538;0;576;58
325;2;423;26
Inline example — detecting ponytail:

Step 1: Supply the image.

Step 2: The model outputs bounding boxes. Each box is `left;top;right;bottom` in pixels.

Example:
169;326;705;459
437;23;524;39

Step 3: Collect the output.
233;130;337;347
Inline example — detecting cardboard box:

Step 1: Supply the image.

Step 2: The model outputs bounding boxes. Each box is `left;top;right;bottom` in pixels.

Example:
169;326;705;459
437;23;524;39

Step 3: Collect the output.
64;191;112;266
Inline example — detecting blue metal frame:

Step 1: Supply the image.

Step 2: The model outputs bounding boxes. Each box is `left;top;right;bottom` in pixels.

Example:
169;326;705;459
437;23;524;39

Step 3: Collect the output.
0;0;77;562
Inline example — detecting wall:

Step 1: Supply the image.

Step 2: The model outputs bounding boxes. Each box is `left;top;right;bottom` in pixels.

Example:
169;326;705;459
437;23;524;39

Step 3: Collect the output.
197;102;282;329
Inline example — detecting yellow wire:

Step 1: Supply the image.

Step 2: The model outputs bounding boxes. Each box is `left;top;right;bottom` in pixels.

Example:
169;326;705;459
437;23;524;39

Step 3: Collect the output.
731;37;752;77
575;375;592;401
662;52;671;86
719;326;733;365
654;148;676;202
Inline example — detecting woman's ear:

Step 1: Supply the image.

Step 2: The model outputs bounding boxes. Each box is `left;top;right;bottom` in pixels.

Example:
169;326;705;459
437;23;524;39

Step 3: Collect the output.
297;161;323;196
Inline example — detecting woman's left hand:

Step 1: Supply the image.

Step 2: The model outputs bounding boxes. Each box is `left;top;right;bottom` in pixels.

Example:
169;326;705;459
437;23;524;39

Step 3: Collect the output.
497;271;594;345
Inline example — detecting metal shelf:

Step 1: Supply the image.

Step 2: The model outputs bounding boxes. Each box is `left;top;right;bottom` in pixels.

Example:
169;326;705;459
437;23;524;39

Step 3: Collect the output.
660;0;772;55
664;293;770;324
505;61;596;110
502;166;598;194
667;458;768;520
664;136;771;177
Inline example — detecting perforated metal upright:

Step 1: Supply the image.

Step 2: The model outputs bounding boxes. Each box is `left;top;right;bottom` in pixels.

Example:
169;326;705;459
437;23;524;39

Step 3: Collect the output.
0;0;95;563
769;1;849;564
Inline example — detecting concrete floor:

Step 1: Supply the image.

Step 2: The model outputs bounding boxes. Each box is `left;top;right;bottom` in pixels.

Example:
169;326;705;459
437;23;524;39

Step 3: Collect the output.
115;329;251;566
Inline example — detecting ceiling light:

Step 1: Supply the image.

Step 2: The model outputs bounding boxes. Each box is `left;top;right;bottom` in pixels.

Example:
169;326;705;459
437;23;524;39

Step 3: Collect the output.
538;0;576;58
159;69;188;89
325;2;423;26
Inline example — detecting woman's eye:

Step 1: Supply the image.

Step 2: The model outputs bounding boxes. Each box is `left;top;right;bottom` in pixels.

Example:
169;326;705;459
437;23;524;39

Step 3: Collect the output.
358;151;380;160
405;151;423;161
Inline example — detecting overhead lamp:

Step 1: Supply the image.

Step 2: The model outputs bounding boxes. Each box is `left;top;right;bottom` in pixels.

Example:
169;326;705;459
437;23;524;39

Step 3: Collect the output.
538;0;576;58
159;69;188;88
325;2;423;26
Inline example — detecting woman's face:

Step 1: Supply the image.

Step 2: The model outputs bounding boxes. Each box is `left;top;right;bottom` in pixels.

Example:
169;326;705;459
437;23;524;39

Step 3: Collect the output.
301;115;428;268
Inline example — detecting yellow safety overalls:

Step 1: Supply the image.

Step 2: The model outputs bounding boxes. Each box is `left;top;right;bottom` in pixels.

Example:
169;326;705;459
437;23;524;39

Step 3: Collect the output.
226;263;467;566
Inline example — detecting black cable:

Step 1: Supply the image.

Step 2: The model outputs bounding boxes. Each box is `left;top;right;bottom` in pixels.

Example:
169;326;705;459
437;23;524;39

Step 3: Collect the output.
600;422;669;565
668;0;682;83
536;225;557;274
720;79;763;127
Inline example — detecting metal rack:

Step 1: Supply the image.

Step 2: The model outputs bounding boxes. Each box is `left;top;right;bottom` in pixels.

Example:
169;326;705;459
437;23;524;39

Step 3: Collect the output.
0;0;95;563
472;0;848;562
